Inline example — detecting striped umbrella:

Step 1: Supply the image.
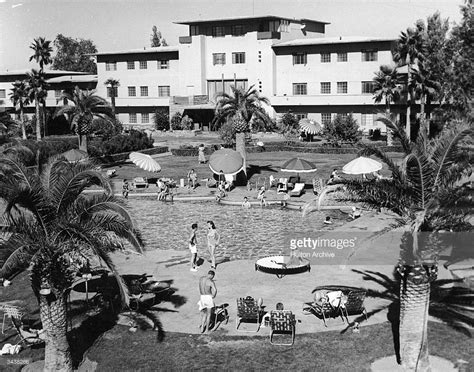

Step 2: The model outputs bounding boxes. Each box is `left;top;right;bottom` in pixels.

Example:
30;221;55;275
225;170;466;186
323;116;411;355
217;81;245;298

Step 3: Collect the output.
299;118;322;135
281;157;317;181
209;149;244;176
129;152;162;173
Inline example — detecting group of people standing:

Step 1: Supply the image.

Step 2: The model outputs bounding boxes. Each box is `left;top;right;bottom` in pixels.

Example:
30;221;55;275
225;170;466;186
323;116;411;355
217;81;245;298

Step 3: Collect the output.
188;221;220;271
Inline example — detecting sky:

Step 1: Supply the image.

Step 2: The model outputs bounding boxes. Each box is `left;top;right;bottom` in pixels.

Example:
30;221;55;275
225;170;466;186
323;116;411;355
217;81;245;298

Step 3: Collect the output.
0;0;466;71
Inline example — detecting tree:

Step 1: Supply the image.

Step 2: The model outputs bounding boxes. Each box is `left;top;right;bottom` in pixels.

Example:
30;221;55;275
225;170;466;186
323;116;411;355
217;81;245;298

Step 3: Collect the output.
51;34;98;74
213;85;271;178
26;69;48;141
150;26;168;47
373;65;402;145
153;110;169;131
333;117;473;371
323;113;362;144
54;86;114;153
29;37;53;70
278;111;299;142
0;155;144;371
9;80;31;139
394;23;425;141
103;78;120;116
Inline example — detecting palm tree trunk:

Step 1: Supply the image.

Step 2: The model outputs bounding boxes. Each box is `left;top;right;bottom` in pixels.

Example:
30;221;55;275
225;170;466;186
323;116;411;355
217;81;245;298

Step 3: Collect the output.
40;294;73;372
111;96;116;117
399;267;431;372
406;59;412;142
235;132;247;178
35;96;42;141
385;106;393;146
19;106;27;140
78;134;88;153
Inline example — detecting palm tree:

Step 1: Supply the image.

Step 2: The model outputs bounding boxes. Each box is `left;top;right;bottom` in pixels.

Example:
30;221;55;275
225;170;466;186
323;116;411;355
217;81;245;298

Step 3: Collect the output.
29;37;53;71
9;80;31;139
373;65;402;145
54;86;114;153
334;117;472;370
0;155;144;371
394;25;425;141
104;78;120;117
213;85;271;178
26;69;48;141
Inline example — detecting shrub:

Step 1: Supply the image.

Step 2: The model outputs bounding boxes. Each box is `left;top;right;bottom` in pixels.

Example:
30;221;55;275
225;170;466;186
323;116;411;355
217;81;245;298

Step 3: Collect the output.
180;115;193;130
218;122;235;145
323;113;362;144
154;110;170;131
90;117;122;140
370;128;382;141
100;129;154;155
170;112;182;130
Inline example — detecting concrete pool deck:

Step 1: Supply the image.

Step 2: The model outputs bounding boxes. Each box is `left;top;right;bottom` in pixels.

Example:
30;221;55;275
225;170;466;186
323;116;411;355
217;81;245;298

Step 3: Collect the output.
102;211;454;337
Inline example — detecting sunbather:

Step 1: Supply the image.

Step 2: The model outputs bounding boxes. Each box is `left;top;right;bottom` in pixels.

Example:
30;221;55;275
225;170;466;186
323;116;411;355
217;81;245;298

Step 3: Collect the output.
349;206;362;219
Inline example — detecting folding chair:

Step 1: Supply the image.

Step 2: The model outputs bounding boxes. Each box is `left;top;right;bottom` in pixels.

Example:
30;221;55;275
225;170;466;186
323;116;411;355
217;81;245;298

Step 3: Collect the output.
236;296;263;332
269;310;296;346
339;289;368;324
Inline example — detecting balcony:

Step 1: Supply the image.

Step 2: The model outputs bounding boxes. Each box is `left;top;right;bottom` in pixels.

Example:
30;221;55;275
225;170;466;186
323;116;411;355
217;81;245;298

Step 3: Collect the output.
257;31;281;40
179;36;192;44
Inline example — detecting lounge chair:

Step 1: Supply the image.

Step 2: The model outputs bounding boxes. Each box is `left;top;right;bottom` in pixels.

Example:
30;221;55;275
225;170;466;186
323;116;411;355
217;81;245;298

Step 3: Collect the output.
133;177;148;189
288;176;300;189
269;310;296;346
289;183;305;197
312;178;326;195
106;169;117;178
1;304;45;348
236;296;263;332
339;289;368;324
276;178;288;194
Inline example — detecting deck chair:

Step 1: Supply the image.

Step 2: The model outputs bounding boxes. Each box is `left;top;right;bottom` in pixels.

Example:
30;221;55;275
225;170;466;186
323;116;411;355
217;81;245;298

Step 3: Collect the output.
269;310;296;346
302;290;344;327
236;296;263;332
133;177;148;189
288;176;300;189
312;178;325;195
276;178;288;194
1;305;44;348
106;169;117;178
289;183;305;197
339;289;368;324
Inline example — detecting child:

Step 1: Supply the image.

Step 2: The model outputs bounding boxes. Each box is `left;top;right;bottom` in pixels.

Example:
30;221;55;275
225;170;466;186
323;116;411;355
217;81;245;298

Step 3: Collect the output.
242;197;251;209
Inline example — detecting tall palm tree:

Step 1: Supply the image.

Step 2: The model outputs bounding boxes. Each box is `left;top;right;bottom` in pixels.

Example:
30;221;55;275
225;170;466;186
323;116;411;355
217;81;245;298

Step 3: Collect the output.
9;80;31;139
213;85;271;178
26;69;48;141
334;117;472;371
373;65;402;145
0;155;144;371
29;37;53;71
394;26;425;141
54;86;114;153
104;78;120;117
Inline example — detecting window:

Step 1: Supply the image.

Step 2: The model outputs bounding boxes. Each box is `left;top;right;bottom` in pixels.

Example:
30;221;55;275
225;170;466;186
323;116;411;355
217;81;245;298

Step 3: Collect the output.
320;82;331;94
362;50;378;62
54;90;62;98
140;86;148;96
190;25;199;36
129;113;137;124
128;86;136;97
293;53;307;65
321;113;332;125
231;24;244;36
212;26;225;37
232;52;245;64
361;113;374;127
213;53;226;65
139;61;147;69
207;79;248;98
269;20;280;32
158;86;170;97
279;20;289;33
105;62;117;71
107;87;118;98
337;52;347;62
127;61;135;70
0;89;5;99
321;53;331;63
158;60;169;69
258;50;262;63
361;81;375;94
295;113;308;121
337;82;348;94
293;83;307;95
141;113;149;123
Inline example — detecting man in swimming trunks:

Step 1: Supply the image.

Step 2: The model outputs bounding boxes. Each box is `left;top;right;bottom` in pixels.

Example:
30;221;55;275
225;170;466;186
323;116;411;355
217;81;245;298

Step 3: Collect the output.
198;270;217;333
189;223;198;271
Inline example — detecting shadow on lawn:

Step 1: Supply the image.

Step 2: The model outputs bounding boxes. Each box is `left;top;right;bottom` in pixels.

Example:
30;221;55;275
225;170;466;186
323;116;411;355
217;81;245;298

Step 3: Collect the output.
247;164;278;180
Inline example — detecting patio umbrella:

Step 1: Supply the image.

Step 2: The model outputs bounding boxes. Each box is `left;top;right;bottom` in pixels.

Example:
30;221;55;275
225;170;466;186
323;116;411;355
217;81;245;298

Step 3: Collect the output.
281;157;318;180
129;152;161;173
61;149;88;163
299;118;322;135
342;156;382;175
208;149;244;176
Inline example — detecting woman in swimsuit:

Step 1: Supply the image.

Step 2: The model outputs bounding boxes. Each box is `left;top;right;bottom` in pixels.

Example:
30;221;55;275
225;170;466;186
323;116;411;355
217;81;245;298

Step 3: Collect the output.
206;221;220;269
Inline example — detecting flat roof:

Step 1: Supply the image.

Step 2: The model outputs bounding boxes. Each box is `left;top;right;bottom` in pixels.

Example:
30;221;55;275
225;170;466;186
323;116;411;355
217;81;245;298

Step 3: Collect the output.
46;75;97;84
174;15;330;26
0;69;87;76
273;36;396;47
94;46;179;56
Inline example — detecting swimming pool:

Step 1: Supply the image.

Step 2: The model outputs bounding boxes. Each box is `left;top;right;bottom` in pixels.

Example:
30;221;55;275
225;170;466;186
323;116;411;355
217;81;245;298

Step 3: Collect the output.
126;199;345;261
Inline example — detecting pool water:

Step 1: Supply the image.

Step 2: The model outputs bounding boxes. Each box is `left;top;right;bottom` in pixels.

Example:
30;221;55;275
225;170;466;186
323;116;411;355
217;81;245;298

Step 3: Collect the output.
126;199;346;262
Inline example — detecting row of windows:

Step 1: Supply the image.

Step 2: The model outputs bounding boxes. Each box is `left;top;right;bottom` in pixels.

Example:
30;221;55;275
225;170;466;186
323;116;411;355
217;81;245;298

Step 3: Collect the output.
106;86;170;97
0;89;5;98
207;20;290;38
105;60;169;71
294;113;376;126
292;81;375;95
292;50;377;65
212;52;246;65
128;113;149;124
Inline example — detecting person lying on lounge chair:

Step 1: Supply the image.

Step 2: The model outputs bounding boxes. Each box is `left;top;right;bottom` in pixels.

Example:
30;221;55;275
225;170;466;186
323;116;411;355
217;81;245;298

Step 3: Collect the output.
349;206;362;219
